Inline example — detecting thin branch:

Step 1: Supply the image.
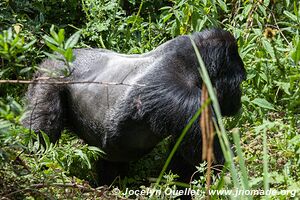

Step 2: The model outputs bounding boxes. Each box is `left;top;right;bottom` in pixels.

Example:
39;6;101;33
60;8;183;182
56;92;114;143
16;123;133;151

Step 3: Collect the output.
2;183;108;199
260;2;293;48
2;188;55;199
0;78;146;87
31;183;107;193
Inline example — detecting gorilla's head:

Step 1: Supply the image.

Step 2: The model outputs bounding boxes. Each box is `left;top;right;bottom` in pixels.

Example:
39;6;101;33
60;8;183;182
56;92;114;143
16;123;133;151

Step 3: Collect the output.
193;29;246;116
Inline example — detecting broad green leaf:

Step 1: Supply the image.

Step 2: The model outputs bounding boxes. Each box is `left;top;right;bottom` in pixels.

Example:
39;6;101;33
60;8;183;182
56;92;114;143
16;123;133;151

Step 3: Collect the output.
58;29;65;44
50;25;59;42
252;98;276;110
261;39;275;60
65;30;81;49
19;67;32;74
217;0;228;12
43;35;60;46
64;48;74;62
275;81;291;95
45;41;58;52
162;13;173;23
23;39;36;50
43;52;64;61
264;0;270;6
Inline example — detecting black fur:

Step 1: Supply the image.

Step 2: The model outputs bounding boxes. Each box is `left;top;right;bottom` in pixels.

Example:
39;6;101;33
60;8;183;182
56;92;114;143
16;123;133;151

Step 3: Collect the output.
23;28;246;184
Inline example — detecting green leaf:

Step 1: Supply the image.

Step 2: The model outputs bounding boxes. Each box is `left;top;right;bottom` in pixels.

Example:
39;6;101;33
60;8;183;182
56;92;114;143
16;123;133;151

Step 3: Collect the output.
43;35;60;46
75;149;91;169
263;0;270;6
58;29;65;44
45;40;65;55
7;28;13;41
0;68;10;78
284;10;297;21
10;35;21;50
275;81;291;95
258;5;266;16
3;42;8;52
0;120;12;134
9;99;23;115
45;41;58;52
40;131;51;151
0;34;3;44
242;4;252;19
261;39;275;60
19;67;33;74
88;146;105;154
64;48;74;62
162;13;173;23
232;129;250;191
23;39;36;50
43;52;64;61
65;30;81;49
160;6;172;10
252;98;276;110
217;0;228;12
50;25;59;42
291;40;300;64
294;0;299;18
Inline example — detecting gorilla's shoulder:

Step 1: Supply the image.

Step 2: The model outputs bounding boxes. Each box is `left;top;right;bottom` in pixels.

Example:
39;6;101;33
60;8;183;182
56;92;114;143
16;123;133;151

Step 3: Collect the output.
73;48;116;57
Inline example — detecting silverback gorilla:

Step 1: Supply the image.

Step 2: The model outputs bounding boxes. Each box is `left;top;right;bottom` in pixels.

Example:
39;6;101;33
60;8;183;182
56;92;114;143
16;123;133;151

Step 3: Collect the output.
23;28;246;184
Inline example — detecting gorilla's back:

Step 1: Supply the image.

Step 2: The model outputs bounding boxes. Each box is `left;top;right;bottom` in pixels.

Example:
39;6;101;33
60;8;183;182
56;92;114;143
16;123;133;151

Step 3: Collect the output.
65;49;160;161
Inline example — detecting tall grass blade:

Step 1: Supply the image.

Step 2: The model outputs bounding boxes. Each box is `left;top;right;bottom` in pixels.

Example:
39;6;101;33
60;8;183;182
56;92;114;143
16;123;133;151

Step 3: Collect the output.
263;128;269;199
189;37;241;192
232;129;251;198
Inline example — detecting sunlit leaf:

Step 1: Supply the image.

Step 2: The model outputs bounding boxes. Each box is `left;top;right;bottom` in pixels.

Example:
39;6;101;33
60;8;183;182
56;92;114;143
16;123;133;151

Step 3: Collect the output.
65;30;81;49
252;98;276;110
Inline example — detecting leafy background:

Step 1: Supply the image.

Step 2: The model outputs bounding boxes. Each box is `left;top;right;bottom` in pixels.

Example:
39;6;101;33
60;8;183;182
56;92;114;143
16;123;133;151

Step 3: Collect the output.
0;0;299;199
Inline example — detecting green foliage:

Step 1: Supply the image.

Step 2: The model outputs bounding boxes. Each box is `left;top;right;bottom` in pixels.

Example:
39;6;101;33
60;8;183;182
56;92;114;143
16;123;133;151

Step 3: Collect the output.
81;0;169;53
0;100;104;198
0;28;36;78
0;27;37;96
0;0;83;32
43;25;81;76
160;0;228;36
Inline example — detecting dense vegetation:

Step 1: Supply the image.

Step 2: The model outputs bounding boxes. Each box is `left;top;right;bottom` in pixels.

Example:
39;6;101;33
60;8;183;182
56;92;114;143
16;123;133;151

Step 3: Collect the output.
0;0;299;199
